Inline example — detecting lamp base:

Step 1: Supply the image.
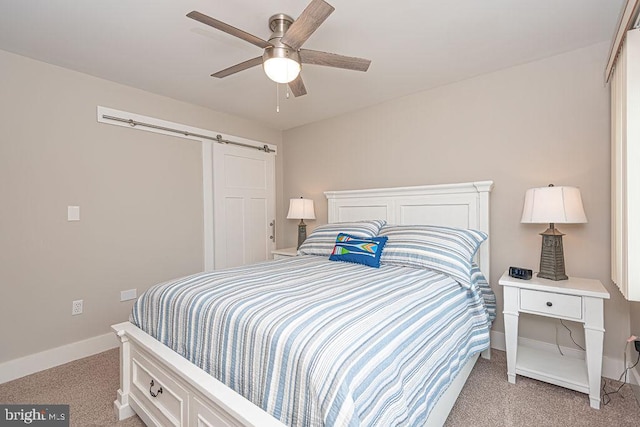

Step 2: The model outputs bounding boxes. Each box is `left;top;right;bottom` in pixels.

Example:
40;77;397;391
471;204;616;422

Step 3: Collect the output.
297;220;307;250
537;227;568;281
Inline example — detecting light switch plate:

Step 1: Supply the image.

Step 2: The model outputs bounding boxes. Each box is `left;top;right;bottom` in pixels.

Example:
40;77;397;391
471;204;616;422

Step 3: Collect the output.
67;206;80;221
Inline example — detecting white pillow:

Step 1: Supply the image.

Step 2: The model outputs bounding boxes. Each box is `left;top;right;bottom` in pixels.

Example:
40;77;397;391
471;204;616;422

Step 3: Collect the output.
379;224;487;288
298;220;386;256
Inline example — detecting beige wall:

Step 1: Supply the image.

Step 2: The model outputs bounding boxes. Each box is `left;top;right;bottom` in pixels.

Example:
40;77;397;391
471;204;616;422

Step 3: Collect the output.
0;49;282;363
282;42;629;360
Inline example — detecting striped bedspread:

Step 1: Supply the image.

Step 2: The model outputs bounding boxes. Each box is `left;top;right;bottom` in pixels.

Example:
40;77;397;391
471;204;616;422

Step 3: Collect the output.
131;256;495;426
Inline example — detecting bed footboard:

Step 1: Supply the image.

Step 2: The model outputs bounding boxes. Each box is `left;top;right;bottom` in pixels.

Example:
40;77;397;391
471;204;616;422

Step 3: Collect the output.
112;322;286;427
113;321;487;426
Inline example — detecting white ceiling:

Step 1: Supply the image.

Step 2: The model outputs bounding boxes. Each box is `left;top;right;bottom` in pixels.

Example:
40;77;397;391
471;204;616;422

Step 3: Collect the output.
0;0;624;130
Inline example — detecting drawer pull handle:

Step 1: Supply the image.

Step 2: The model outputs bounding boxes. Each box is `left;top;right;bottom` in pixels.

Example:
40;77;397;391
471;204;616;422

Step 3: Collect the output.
149;379;163;398
546;301;553;307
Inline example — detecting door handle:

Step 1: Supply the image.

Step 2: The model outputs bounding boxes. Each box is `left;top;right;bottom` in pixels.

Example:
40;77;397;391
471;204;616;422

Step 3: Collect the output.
270;220;276;242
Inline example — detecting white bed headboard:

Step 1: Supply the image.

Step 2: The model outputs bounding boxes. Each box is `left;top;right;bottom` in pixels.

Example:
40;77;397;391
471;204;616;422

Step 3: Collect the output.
324;181;494;279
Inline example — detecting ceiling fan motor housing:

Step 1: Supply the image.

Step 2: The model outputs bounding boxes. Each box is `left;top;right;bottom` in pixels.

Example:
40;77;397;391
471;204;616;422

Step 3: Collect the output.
264;14;301;65
262;45;301;65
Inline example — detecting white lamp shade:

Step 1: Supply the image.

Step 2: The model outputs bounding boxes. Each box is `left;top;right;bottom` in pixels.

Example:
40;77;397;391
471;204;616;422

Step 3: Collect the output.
263;57;301;84
287;198;315;220
521;186;587;224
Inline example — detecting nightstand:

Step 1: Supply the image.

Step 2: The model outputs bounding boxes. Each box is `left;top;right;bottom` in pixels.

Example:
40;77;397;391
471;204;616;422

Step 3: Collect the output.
499;270;610;409
272;247;298;260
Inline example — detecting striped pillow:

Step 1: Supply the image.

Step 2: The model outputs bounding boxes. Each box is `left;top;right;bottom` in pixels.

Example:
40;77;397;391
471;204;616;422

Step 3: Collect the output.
298;220;386;256
379;224;487;287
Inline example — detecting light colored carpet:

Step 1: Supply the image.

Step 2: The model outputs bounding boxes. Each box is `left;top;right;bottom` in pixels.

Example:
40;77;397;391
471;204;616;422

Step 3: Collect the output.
0;348;638;426
0;349;144;427
445;350;640;427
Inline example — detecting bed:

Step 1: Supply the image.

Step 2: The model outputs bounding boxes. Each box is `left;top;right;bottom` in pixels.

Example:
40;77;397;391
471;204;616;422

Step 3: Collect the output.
112;180;494;426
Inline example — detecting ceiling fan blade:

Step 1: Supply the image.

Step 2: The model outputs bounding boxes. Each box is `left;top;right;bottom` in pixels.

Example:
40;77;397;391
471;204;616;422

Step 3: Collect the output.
211;56;263;78
288;75;307;97
187;11;271;49
280;0;334;50
300;49;371;72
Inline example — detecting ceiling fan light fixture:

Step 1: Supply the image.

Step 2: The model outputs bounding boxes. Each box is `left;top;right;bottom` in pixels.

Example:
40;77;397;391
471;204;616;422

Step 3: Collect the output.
263;47;301;84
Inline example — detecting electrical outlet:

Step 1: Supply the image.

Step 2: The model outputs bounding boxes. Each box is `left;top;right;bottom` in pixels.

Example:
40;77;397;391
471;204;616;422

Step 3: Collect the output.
120;288;137;302
72;299;83;316
635;340;640;353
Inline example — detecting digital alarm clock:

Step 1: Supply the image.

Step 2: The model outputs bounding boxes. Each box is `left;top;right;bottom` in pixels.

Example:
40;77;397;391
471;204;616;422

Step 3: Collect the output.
508;266;533;280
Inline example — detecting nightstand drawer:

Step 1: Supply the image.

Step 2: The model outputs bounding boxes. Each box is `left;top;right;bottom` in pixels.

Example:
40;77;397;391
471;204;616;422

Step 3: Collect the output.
520;289;582;320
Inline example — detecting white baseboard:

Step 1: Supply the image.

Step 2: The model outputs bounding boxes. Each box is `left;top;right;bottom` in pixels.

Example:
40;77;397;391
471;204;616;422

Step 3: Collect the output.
490;330;629;383
0;333;118;384
489;330;506;351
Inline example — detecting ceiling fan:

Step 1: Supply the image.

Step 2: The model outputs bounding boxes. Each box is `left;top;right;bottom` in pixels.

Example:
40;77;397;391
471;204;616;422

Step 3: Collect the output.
187;0;371;97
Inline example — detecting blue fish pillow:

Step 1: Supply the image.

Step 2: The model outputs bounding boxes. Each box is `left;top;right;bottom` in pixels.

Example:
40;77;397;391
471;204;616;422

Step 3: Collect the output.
329;233;388;268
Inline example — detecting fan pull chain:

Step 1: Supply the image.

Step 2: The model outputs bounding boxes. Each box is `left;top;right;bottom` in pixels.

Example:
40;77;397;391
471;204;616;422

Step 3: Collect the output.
286;85;290;99
276;83;280;113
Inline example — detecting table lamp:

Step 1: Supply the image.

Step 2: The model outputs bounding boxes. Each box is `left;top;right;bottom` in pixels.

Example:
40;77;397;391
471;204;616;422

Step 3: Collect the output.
520;184;587;280
287;197;315;249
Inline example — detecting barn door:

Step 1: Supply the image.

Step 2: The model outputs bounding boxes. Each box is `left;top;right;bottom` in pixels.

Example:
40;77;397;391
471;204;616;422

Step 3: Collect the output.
213;143;275;269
